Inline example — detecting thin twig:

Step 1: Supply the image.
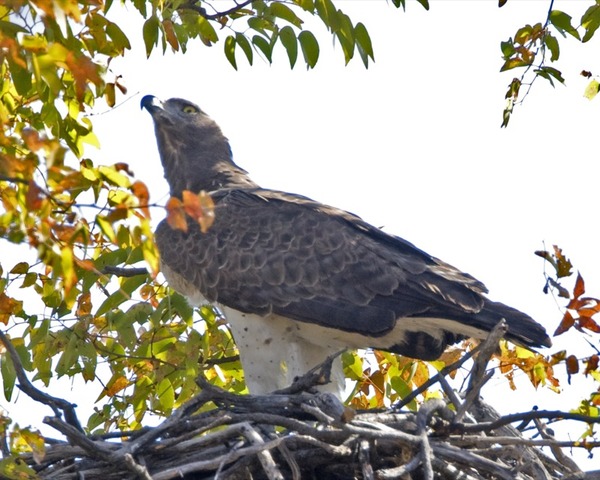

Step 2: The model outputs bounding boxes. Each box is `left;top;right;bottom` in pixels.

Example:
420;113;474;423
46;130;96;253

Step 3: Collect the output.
393;345;480;410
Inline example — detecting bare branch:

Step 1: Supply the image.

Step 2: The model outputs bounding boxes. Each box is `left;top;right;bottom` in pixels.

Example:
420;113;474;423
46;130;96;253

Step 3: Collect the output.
455;320;507;422
0;330;83;432
101;265;149;277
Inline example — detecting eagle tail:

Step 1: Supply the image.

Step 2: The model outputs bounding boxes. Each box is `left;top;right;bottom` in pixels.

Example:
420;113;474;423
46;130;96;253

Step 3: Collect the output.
479;299;552;349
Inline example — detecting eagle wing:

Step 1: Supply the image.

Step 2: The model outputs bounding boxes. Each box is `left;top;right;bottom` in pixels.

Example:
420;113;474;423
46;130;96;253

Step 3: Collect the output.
155;188;531;351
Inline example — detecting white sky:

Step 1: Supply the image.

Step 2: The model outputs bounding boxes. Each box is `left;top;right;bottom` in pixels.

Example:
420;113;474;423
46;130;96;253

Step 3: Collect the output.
4;0;600;469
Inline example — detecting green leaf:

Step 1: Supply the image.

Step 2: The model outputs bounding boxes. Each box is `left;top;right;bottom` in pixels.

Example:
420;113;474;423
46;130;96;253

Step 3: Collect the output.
416;0;430;10
1;351;16;401
248;16;275;36
500;39;515;58
269;2;303;28
293;0;314;13
10;262;29;274
544;33;560;61
157;377;175;413
142;15;160;57
354;22;374;67
515;24;533;45
298;30;319;68
0;20;27;36
336;12;355;64
535;66;565;86
500;57;528;72
224;35;237;70
252;35;273;63
315;0;339;32
197;16;218;44
7;57;32;96
584;79;600;100
96;275;146;316
549;10;581;40
236;33;253;66
582;3;600;42
106;21;132;54
279;26;298;68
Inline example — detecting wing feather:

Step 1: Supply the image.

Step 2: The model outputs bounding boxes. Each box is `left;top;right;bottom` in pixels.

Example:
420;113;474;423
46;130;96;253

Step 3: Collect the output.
156;188;490;337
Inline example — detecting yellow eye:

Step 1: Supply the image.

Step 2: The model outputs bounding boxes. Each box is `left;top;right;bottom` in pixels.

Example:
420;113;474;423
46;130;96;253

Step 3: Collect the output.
182;105;197;114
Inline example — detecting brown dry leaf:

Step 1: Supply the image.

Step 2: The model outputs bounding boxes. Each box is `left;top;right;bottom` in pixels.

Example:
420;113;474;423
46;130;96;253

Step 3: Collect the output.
554;310;575;336
584;355;599;376
162;19;179;51
566;354;579;375
26;180;44;210
114;162;134;175
577;316;600;333
573;272;586;299
105;82;116;107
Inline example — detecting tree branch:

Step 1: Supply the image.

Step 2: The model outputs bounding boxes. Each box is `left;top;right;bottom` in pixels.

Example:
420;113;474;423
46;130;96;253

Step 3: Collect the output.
178;0;255;21
0;330;83;432
101;266;149;277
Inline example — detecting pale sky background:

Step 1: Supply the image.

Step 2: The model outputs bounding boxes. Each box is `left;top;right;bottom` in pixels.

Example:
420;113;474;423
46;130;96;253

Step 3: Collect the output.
3;0;600;469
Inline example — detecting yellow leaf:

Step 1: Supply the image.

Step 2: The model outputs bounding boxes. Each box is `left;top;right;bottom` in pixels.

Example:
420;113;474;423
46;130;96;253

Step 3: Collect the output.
60;246;76;294
584;79;600;100
20;429;46;464
103;375;129;398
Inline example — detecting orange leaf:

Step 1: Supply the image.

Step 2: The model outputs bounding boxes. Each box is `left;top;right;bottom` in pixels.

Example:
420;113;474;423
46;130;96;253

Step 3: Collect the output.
22;129;46;151
131;181;150;218
74;258;96;271
554;310;575;336
166;197;187;232
65;51;103;102
76;292;92;317
197;191;215;233
0;293;23;325
105;375;129;397
182;190;215;233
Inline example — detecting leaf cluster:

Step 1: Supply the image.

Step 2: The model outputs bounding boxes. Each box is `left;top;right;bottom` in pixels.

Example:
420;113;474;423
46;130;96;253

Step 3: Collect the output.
499;1;600;125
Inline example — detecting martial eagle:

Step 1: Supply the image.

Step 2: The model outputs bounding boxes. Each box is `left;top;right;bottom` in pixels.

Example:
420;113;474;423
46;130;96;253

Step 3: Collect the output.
141;96;551;397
